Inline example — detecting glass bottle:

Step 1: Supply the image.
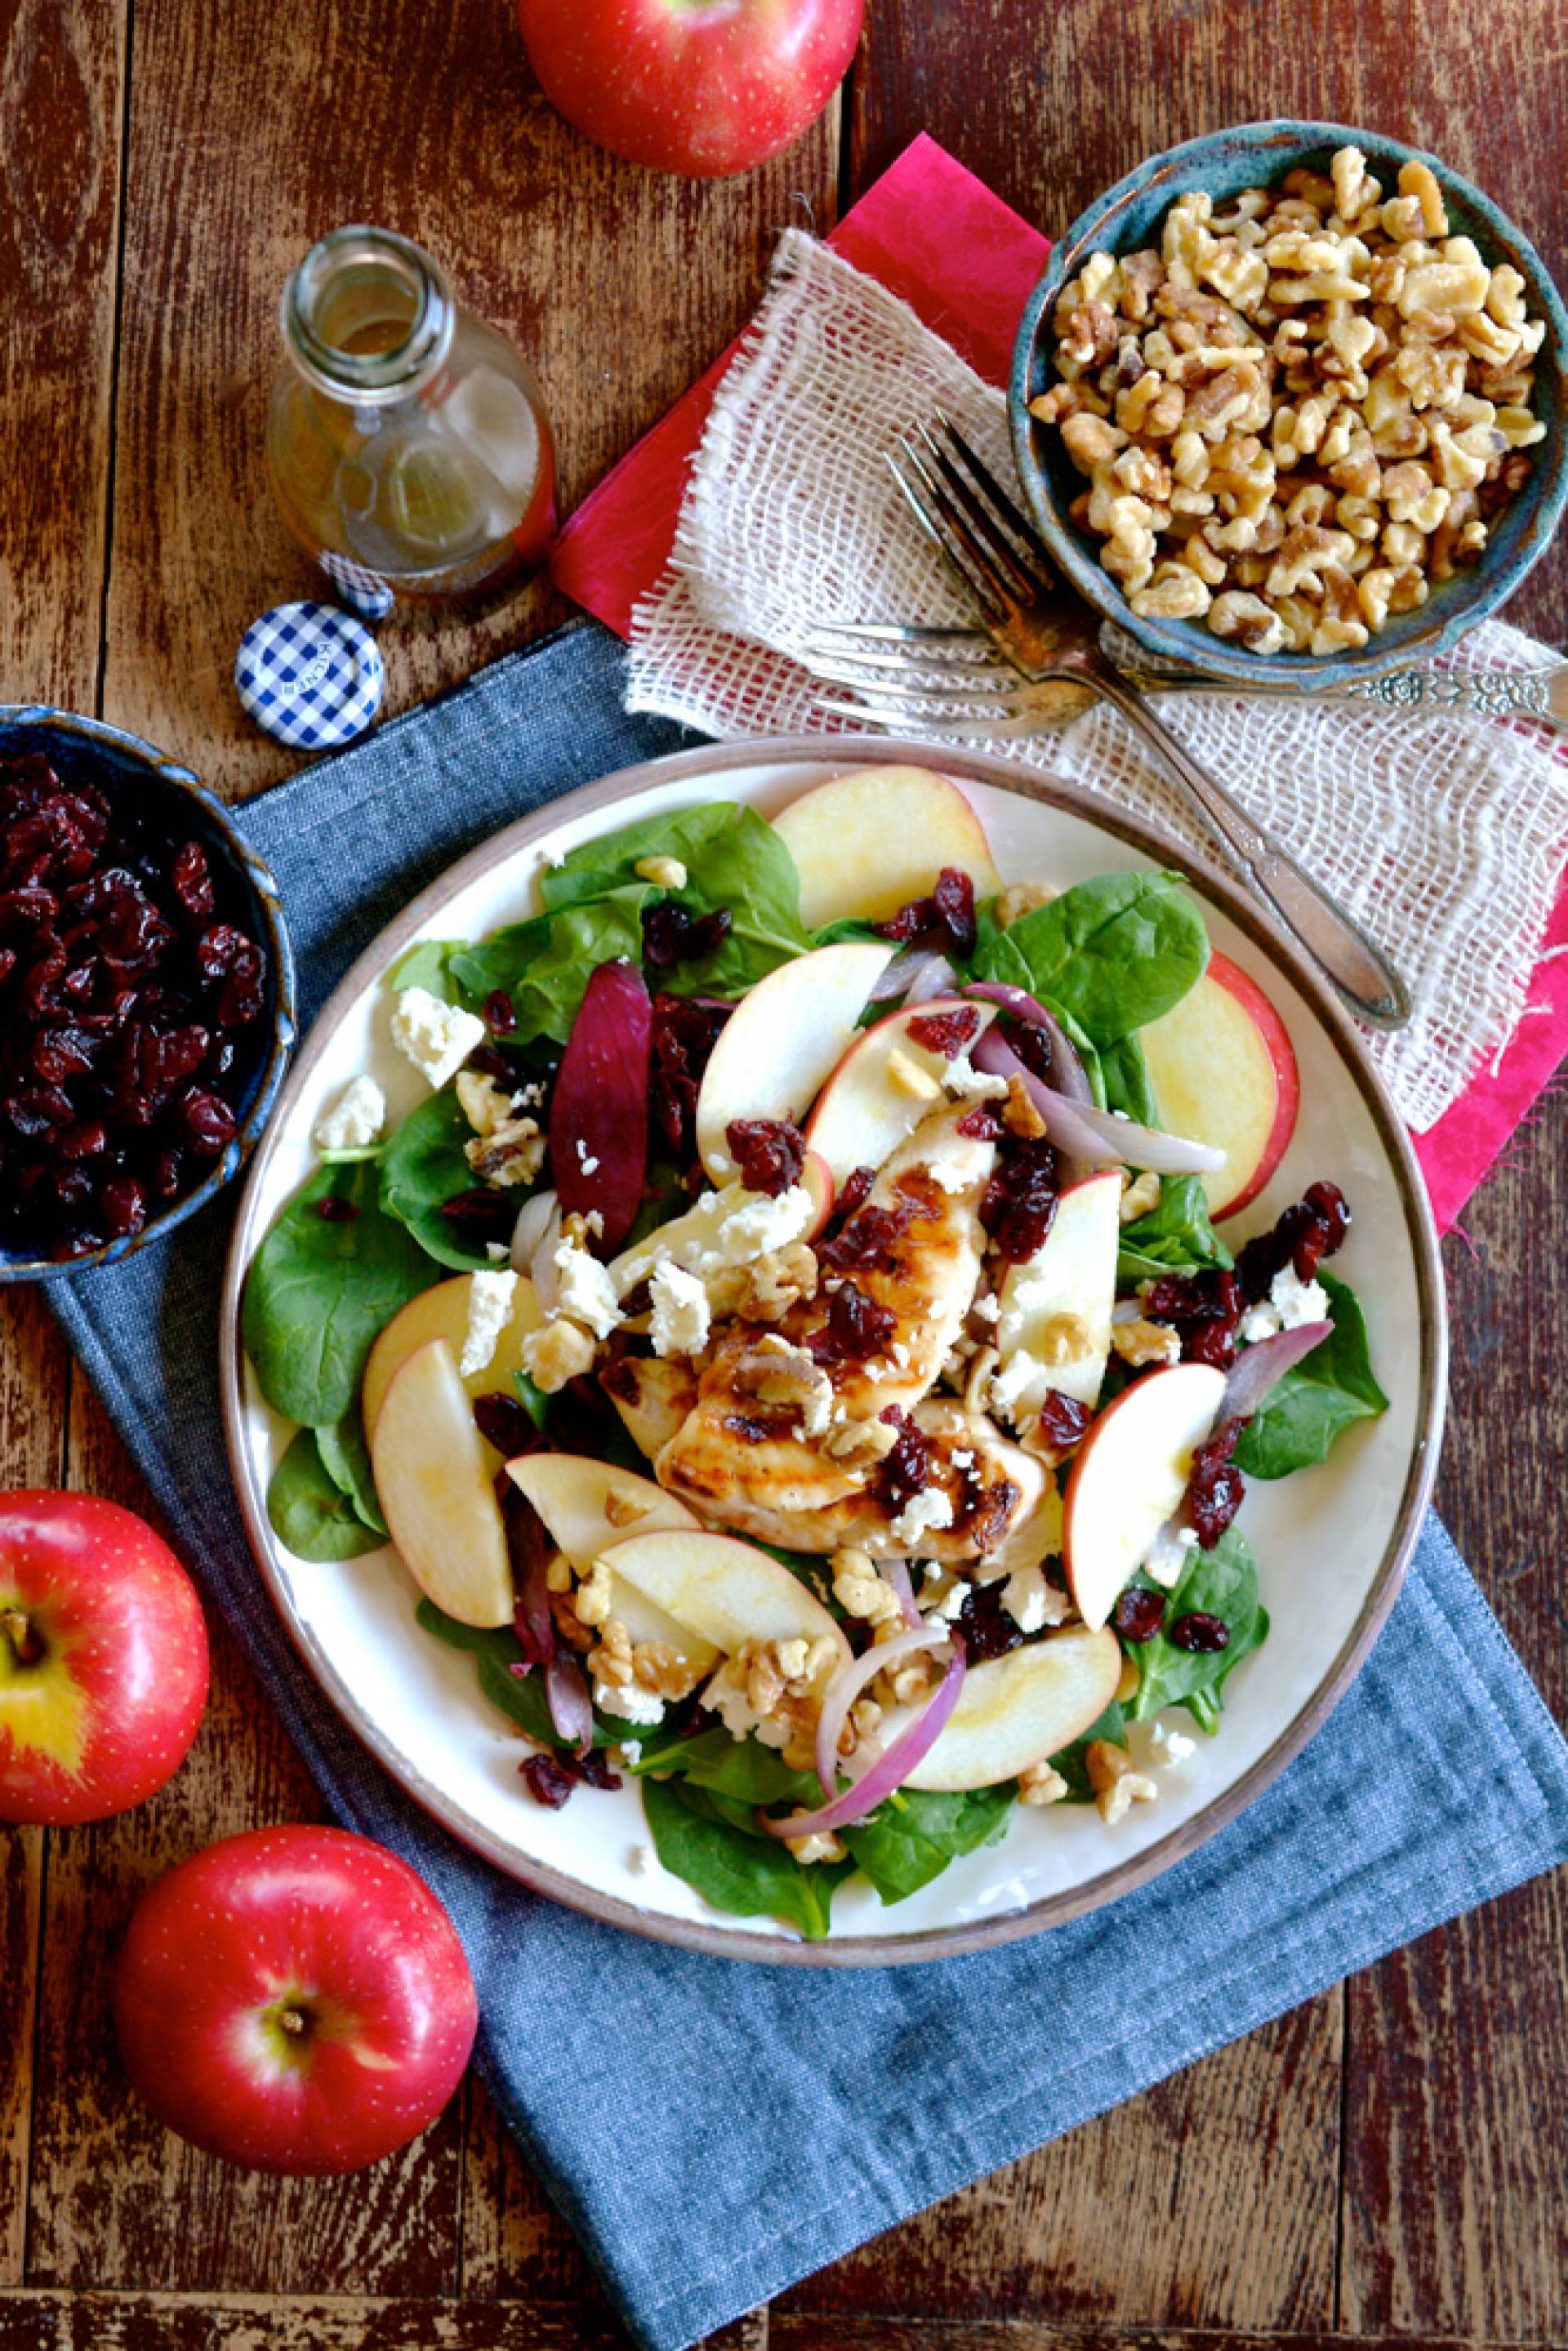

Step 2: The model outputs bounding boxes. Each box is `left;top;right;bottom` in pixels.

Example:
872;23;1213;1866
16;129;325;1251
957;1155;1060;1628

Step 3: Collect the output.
266;226;556;606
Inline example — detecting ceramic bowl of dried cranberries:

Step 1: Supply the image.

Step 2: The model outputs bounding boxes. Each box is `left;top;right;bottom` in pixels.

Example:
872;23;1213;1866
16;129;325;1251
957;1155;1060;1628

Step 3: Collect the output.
0;709;296;1279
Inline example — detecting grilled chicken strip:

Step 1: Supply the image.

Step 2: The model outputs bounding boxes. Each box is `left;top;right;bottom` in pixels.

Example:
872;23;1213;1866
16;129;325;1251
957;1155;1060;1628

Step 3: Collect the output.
653;1106;1014;1551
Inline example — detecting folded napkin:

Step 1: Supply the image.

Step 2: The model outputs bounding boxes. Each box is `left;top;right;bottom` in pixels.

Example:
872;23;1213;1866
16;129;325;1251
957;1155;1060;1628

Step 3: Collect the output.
49;619;1568;2351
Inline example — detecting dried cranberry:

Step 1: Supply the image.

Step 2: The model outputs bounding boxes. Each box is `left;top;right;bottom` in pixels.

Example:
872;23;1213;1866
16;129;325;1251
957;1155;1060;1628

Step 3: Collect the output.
810;1278;897;1363
649;993;729;1161
169;842;215;924
956;1102;1003;1140
981;1136;1059;1262
56;1120;107;1160
640;902;733;971
1186;1415;1248;1548
1034;1391;1094;1454
573;1747;623;1791
1009;1022;1054;1084
875;1408;932;1513
953;1580;1025;1663
724;1117;804;1198
483;988;517;1034
1169;1611;1231;1653
466;1042;516;1085
194;922;247;982
905;1004;981;1059
831;1165;875;1224
1142;1271;1238;1324
931;867;978;958
874;893;937;944
439;1188;515;1242
520;1752;576;1807
1114;1587;1168;1642
316;1194;359;1222
215;939;265;1026
99;1175;148;1236
1236;1182;1352;1300
473;1391;541;1459
152;1149;184;1200
818;1200;911;1274
174;1088;237;1156
0;888;59;932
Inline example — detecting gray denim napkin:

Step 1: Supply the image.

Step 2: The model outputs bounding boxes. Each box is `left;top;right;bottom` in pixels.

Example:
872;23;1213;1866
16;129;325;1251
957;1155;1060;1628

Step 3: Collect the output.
47;618;1568;2351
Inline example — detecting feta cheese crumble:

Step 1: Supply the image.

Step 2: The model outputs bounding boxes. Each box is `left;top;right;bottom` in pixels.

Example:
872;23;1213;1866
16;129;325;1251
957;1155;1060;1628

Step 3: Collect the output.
592;1679;664;1727
988;1347;1044;1423
458;1268;518;1378
610;1180;815;1298
389;986;487;1091
943;1053;1009;1102
553;1237;621;1339
1143;1518;1200;1589
890;1487;955;1547
1150;1721;1197;1765
312;1073;385;1154
1237;1263;1331;1342
627;1841;657;1873
1000;1561;1052;1633
648;1258;711;1360
577;1140;600;1174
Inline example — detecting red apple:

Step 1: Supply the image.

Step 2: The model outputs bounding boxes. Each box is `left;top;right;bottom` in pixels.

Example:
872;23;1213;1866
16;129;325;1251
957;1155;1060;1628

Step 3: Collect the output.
0;1490;209;1826
516;0;864;179
113;1826;479;2175
1139;951;1300;1221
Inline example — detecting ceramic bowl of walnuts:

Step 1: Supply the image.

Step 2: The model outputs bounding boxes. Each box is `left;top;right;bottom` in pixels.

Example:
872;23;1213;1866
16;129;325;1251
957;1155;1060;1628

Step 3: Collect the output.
1010;121;1568;686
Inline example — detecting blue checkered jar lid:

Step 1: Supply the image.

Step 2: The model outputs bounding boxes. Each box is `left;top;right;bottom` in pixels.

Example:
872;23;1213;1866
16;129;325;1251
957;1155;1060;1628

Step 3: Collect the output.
318;550;396;621
234;601;385;750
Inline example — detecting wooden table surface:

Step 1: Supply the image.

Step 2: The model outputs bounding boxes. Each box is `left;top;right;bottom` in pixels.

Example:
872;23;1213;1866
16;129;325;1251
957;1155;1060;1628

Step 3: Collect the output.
3;2;1566;2346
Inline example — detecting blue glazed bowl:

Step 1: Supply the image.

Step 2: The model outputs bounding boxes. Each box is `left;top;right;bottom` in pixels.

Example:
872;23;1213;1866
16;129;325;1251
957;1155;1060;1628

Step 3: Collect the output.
1010;121;1568;688
0;710;296;1284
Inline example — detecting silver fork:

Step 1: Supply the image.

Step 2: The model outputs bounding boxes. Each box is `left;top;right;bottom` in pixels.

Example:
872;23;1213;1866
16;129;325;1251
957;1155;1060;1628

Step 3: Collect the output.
810;416;1411;1030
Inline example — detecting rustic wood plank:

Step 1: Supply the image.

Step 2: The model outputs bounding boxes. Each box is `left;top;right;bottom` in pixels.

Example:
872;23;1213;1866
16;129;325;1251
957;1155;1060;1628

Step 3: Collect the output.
461;2072;599;2304
782;1992;1339;2327
100;0;840;802
851;0;1568;644
20;1388;465;2298
1342;1085;1568;2340
0;1289;71;2290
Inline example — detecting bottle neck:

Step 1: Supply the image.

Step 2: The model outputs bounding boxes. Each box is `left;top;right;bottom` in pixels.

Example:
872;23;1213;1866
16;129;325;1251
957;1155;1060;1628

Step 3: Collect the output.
282;226;455;406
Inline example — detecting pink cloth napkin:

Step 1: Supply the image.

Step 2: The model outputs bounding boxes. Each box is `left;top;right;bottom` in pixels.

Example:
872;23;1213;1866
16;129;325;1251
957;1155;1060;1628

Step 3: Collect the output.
550;133;1568;1233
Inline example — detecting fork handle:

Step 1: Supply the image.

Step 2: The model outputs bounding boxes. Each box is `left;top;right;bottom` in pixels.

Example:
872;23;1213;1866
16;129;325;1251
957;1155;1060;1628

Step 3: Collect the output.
1088;662;1412;1030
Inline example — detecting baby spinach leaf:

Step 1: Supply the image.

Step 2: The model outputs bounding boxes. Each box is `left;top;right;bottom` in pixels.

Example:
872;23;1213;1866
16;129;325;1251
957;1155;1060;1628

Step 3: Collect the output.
1232;1274;1388;1479
266;1428;385;1561
641;1776;850;1939
315;1403;389;1536
813;915;885;948
242;1160;435;1427
1045;1698;1127;1802
841;1783;1015;1904
378;1091;497;1271
390;940;464;1000
448;896;648;1046
1099;1032;1159;1125
626;1724;820;1807
1125;1529;1268;1727
1117;1173;1233;1287
983;871;1209;1044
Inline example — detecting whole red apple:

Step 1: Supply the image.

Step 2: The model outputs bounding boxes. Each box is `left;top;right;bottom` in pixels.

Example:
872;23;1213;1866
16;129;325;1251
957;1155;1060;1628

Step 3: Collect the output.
113;1825;479;2174
0;1489;209;1826
517;0;863;178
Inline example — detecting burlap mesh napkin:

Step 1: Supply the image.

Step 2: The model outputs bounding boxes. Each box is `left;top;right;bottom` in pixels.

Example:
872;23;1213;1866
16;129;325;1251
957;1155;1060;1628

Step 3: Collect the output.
626;229;1568;1133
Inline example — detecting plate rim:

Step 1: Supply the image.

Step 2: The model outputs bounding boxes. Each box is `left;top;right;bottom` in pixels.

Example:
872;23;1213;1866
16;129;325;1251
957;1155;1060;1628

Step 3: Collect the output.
219;732;1448;1967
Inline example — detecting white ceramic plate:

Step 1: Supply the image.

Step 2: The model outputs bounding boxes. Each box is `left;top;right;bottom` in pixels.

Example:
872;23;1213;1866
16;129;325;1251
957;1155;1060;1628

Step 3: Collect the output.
220;738;1446;1964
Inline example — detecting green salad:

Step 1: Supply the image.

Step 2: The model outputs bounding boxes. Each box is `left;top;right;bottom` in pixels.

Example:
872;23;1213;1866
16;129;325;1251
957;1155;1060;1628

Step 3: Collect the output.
243;771;1387;1938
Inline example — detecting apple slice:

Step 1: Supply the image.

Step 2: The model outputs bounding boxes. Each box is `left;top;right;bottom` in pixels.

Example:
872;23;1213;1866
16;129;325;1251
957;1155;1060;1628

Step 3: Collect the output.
362;1273;543;1448
904;1627;1121;1792
601;1527;852;1668
804;997;998;1189
506;1455;719;1671
694;941;896;1185
1140;950;1300;1221
1062;1363;1227;1632
599;1356;697;1459
772;764;1005;929
369;1339;514;1627
995;1170;1123;1414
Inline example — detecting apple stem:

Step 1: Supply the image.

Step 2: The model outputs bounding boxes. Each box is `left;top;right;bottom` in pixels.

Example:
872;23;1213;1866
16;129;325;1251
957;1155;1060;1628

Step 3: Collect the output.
280;2008;306;2036
1;1608;42;1667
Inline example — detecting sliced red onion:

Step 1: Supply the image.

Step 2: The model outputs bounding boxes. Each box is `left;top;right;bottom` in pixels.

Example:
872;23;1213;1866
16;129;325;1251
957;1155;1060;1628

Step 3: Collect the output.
527;1196;564;1312
971;1026;1225;1175
905;952;960;1007
810;1623;950;1802
882;1556;922;1631
1221;1320;1333;1420
507;1503;594;1754
767;1636;967;1841
964;981;1094;1106
867;946;941;1004
545;1655;595;1754
510;1185;559;1276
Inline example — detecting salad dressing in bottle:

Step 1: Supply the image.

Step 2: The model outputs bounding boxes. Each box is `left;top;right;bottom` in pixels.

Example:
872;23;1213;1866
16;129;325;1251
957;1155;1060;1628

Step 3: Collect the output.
266;226;556;607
